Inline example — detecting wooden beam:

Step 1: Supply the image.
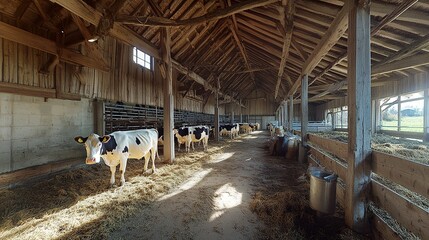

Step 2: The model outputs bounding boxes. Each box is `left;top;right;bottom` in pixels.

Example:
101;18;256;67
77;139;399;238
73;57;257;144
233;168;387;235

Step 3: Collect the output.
274;0;295;99
49;0;160;59
0;82;56;98
372;52;429;76
115;0;278;27
376;33;429;65
161;27;175;163
70;13;109;68
291;38;307;61
172;60;246;108
0;21;109;72
345;0;371;232
226;1;257;88
299;74;308;163
288;95;293;130
288;2;349;97
302;2;349;75
370;0;419;36
15;0;33;20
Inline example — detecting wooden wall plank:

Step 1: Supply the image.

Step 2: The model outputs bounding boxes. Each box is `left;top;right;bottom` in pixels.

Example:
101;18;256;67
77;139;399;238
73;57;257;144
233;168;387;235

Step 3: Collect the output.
308;133;348;160
372;151;429;199
371;180;428;239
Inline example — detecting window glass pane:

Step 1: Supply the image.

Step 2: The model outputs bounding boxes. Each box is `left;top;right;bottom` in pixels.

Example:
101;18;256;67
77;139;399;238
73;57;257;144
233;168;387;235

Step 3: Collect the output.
400;99;423;132
381;104;398;131
401;91;424;101
132;47;152;70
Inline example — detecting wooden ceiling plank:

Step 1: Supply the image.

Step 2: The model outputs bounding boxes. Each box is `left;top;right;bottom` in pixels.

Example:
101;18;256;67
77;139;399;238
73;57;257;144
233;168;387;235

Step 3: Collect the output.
116;0;278;27
274;0;295;99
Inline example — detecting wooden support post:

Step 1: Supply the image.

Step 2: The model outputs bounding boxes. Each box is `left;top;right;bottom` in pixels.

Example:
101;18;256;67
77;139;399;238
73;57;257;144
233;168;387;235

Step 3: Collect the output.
231;111;234;124
398;96;401;131
284;101;288;131
345;0;371;233
373;99;381;134
299;74;308;163
424;89;429;142
161;27;175;163
289;95;293;131
214;78;220;141
94;99;105;135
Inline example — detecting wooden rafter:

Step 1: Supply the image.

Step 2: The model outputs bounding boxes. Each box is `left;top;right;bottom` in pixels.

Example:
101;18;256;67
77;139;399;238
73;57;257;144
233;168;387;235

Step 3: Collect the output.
371;0;419;36
115;0;277;27
50;0;160;59
172;60;246;108
372;52;429;75
274;0;294;99
287;2;349;97
0;21;109;72
70;13;109;68
15;0;32;20
309;0;419;87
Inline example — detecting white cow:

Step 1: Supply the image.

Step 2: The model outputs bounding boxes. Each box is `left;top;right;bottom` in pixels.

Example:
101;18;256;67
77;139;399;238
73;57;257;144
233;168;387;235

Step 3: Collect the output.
75;129;158;187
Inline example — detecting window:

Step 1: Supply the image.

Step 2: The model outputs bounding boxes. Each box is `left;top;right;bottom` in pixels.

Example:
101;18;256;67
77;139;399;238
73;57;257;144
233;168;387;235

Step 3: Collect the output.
379;91;424;132
133;47;152;70
331;106;348;129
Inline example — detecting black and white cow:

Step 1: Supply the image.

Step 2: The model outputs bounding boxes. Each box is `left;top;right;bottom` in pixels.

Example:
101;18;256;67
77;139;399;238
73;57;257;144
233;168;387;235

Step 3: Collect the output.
173;126;209;152
74;129;158;187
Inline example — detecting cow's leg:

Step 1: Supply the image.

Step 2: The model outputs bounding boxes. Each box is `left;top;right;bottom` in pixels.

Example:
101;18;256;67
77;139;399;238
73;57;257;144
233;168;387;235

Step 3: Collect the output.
119;157;128;186
109;165;116;187
143;151;150;173
151;148;156;173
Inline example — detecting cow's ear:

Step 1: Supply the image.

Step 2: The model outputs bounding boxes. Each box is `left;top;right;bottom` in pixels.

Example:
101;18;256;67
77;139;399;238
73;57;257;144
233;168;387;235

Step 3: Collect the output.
75;136;87;144
99;135;111;143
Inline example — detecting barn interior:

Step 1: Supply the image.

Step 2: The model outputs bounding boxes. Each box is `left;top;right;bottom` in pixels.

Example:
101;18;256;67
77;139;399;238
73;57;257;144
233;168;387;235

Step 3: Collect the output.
0;0;428;239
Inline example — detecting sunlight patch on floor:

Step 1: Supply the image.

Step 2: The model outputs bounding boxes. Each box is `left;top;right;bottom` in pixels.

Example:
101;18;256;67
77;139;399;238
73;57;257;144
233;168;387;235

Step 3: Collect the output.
209;183;242;222
209;152;235;163
158;168;212;201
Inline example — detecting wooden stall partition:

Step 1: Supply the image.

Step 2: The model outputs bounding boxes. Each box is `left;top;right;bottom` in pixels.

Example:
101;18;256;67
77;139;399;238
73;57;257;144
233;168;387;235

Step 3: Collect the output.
371;179;428;239
309;146;347;180
371;213;402;240
308;133;348;161
372;151;429;199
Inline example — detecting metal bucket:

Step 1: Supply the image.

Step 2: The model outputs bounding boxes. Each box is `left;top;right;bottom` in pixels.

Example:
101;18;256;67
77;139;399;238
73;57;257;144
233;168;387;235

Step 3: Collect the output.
309;169;337;214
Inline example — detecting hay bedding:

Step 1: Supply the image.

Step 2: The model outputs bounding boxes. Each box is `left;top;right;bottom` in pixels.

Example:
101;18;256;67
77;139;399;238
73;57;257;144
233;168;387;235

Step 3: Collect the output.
249;156;368;240
0;142;230;240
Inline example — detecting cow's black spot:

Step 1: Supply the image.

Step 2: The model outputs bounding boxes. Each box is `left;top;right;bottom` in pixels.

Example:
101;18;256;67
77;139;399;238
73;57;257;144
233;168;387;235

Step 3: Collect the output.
220;124;234;131
194;127;207;140
100;135;117;155
122;146;129;153
178;127;189;136
136;137;141;145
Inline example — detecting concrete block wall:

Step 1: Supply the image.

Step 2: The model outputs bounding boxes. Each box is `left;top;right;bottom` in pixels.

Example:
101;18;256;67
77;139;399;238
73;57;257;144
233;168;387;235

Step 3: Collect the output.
0;93;94;173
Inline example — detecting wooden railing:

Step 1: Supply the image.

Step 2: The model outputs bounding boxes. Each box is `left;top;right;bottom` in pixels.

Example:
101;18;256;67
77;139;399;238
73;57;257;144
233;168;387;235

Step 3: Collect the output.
307;133;429;240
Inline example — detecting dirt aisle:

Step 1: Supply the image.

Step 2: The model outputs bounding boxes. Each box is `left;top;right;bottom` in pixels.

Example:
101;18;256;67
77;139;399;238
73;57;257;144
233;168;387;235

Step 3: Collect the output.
108;131;302;239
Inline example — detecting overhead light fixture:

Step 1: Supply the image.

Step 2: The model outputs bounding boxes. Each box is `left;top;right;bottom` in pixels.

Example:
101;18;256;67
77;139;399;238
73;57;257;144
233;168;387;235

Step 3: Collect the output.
88;36;99;42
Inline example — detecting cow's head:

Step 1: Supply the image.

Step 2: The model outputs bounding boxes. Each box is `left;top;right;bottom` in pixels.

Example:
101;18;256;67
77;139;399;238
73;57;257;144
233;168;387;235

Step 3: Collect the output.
74;134;111;164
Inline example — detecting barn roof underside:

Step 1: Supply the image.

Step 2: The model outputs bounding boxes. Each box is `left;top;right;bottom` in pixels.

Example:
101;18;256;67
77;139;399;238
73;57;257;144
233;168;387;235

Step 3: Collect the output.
1;0;429;106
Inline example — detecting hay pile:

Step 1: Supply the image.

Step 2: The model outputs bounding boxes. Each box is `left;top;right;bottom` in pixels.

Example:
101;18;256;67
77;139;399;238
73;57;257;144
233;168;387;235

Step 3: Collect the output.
0;142;229;240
